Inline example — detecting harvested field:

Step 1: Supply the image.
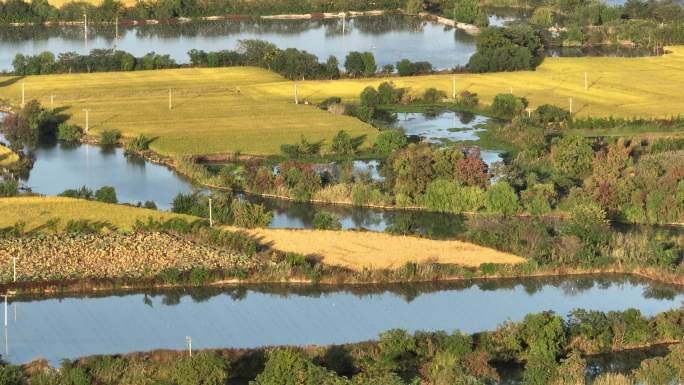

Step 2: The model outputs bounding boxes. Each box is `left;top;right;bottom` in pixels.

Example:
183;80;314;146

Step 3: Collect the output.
239;227;525;270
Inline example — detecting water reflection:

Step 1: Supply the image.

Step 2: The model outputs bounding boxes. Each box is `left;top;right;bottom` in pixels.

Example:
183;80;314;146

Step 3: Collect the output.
5;275;684;365
0;15;476;71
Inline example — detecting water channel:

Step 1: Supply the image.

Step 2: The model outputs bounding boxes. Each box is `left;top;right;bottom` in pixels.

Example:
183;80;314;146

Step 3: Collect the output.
4;275;684;365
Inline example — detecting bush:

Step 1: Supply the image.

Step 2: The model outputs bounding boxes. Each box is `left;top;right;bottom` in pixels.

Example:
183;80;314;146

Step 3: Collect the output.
172;352;227;385
57;123;83;142
100;129;121;145
127;134;151;152
490;93;528;118
374;130;407;155
59;186;94;200
0;178;19;197
396;59;433;76
231;200;272;228
95;186;118;204
0;365;26;385
312;212;342;230
485;181;519;215
422;88;447;103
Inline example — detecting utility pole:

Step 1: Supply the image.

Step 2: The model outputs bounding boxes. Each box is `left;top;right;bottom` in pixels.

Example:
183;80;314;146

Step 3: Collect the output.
569;97;573;114
452;76;456;99
526;108;532;118
168;88;172;111
294;83;298;104
186;336;192;356
83;109;90;133
50;95;54;111
509;86;513;94
20;82;25;108
12;257;16;283
84;13;88;49
208;198;213;227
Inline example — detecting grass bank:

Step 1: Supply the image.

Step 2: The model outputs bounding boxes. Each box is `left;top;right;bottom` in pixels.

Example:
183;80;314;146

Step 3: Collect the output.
1;48;683;158
0;144;19;167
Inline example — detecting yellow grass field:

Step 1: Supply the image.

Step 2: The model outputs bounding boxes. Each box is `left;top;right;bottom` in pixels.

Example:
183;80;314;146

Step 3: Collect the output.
0;145;19;167
1;48;683;156
240;227;525;270
0;196;190;231
0;68;376;156
45;0;138;7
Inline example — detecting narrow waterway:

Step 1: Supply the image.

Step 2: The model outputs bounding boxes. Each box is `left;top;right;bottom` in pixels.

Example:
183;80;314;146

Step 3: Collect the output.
3;275;683;365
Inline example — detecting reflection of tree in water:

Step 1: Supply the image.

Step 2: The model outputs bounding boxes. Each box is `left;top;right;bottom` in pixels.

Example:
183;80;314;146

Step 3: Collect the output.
456;111;476;125
16;274;684;307
351;15;426;35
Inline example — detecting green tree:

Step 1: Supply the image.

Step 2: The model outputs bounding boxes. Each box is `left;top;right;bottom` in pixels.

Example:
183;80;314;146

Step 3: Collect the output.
172;352;227;385
374;130;407;155
94;186;118;204
313;212;342;230
485;181;519;215
251;349;347;385
551;136;593;179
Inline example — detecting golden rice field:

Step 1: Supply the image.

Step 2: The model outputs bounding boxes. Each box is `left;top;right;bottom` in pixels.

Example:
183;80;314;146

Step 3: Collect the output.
0;145;19;167
238;227;525;270
44;0;138;7
1;48;683;156
0;68;375;156
0;196;191;231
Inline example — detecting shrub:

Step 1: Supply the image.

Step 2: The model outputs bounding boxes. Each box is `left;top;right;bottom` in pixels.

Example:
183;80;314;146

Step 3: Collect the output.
0;178;19;197
100;129;121;145
231;200;272;228
57;123;83;142
458;91;479;108
490;93;528;118
312;212;342;230
330;130;365;156
0;365;26;385
59;186;94;200
127;134;151;152
374;130;407;155
485;181;519;216
189;267;210;286
422;88;447;103
172;352;227;385
94;186;118;204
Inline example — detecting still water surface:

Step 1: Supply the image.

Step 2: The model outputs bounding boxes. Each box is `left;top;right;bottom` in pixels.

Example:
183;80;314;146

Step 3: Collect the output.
0;15;476;71
4;275;684;364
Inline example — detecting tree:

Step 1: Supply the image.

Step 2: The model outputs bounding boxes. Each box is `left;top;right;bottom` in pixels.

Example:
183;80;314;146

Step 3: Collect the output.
422;179;460;213
252;349;347;385
491;93;527;118
330;130;365;156
454;0;488;26
374;130;407;155
172;352;227;385
95;186;118;204
551;136;593;179
344;51;365;77
485;181;519;216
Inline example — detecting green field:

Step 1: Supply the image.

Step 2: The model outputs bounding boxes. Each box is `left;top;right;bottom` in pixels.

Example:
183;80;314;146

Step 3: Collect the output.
0;196;192;231
1;47;683;157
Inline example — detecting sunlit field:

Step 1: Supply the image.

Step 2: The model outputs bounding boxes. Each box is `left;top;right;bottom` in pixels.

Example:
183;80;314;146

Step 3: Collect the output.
0;196;190;231
0;144;19;166
239;227;524;270
1;47;682;156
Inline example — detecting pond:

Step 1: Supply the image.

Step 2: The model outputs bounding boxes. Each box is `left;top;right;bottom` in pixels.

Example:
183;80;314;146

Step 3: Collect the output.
391;111;504;165
1;134;193;211
3;275;684;365
0;15;477;72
